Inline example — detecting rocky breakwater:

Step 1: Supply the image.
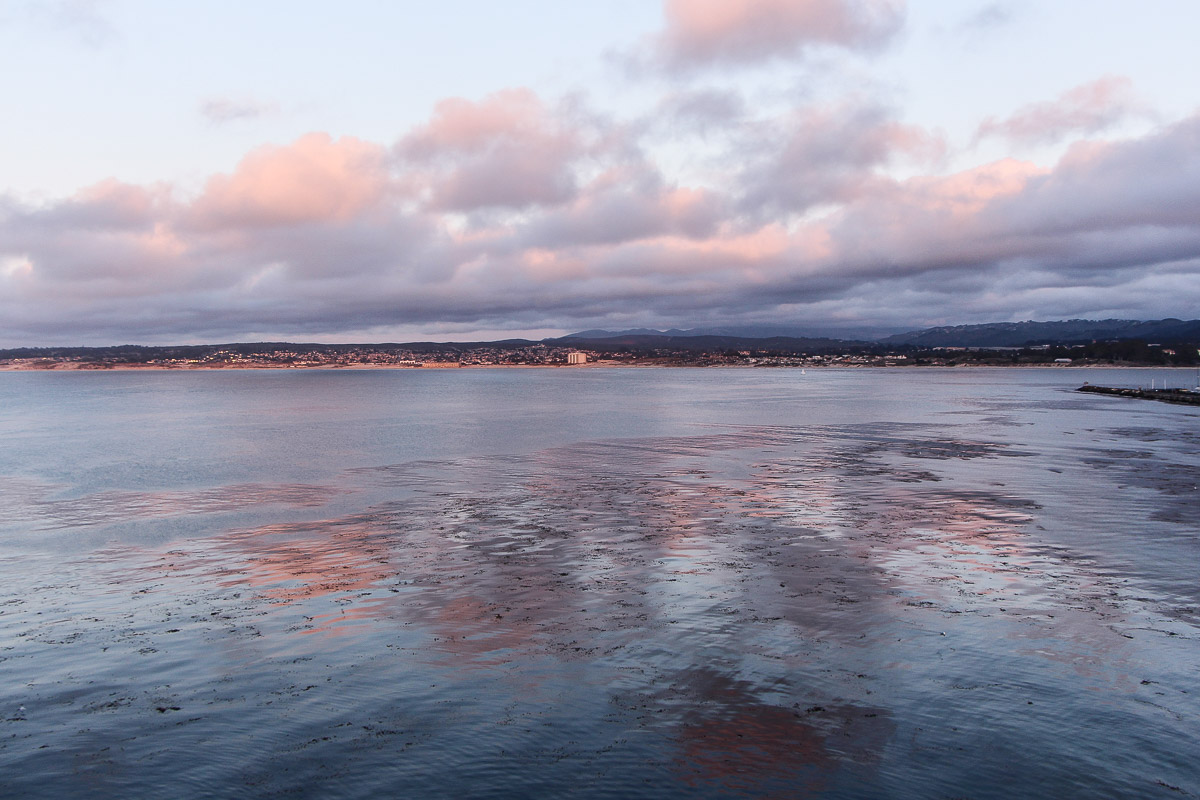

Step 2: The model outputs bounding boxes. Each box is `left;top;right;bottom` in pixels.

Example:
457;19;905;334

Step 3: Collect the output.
1078;384;1200;405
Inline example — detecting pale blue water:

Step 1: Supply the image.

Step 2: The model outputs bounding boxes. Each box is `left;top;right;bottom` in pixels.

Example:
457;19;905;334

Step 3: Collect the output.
0;367;1197;798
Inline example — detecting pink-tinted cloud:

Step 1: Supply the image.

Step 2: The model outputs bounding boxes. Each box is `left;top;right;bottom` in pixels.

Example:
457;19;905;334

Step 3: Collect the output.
397;89;582;211
401;89;557;157
650;0;905;71
975;76;1144;146
868;158;1047;221
51;179;168;231
191;133;390;229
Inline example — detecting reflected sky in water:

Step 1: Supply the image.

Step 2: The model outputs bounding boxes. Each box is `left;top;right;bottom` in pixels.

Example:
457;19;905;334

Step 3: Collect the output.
0;368;1197;798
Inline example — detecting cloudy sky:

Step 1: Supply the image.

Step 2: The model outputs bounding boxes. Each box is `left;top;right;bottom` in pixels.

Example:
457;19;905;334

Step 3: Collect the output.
1;0;1198;345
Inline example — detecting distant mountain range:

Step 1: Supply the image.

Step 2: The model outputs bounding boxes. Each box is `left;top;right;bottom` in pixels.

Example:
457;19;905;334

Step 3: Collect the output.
565;324;905;342
879;318;1200;347
548;333;860;353
568;319;1200;348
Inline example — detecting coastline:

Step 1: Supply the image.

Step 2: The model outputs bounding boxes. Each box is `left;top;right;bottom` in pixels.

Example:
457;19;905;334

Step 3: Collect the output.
1;361;1195;372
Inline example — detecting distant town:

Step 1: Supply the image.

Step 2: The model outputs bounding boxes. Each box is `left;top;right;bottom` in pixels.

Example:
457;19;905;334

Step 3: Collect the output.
3;321;1199;371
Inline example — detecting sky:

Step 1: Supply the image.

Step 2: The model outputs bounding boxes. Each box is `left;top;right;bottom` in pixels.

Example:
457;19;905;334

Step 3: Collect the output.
1;0;1198;346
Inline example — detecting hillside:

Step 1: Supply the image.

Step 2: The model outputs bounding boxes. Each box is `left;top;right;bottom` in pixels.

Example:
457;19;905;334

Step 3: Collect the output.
882;319;1200;347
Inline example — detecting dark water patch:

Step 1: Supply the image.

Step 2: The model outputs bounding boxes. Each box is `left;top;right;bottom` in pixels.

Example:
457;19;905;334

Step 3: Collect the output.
1108;426;1200;445
1079;450;1200;525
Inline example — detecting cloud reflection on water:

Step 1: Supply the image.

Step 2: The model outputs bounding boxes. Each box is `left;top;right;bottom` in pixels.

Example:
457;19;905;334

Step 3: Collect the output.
13;421;1190;798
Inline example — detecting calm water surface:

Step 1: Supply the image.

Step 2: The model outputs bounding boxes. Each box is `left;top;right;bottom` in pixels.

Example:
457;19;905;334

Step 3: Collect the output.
1;367;1197;798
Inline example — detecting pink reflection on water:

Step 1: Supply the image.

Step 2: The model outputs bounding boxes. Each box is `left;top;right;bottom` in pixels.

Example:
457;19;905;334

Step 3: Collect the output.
216;522;393;602
664;668;893;795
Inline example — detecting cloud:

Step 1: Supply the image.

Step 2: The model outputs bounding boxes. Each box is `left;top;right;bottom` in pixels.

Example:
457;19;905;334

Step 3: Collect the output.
656;89;747;135
958;2;1017;33
37;179;167;232
200;98;280;124
396;89;584;212
975;76;1145;147
28;0;116;47
2;95;1200;345
521;168;728;249
645;0;906;72
190;133;391;229
738;102;944;213
820;113;1200;292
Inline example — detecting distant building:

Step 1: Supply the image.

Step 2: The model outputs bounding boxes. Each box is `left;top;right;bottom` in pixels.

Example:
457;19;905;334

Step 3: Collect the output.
1054;358;1073;363
567;352;588;365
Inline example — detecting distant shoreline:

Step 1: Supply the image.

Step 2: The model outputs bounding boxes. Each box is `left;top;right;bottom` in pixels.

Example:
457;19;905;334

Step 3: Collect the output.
1;361;1195;373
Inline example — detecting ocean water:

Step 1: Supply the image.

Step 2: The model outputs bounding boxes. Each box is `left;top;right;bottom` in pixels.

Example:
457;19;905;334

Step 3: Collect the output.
0;367;1197;799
